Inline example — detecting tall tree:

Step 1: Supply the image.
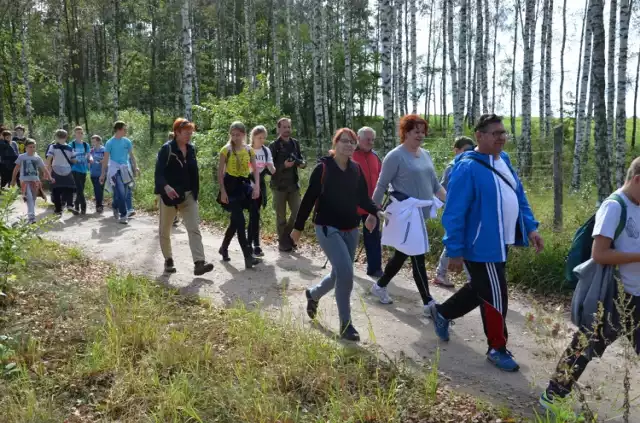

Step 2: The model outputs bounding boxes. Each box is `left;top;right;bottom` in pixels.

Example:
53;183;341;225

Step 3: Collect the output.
544;0;554;137
560;0;567;122
456;0;467;134
520;0;537;175
395;0;404;116
590;0;612;202
20;13;33;135
474;0;485;116
606;0;617;162
614;0;632;187
343;0;353;127
312;0;325;156
381;0;394;152
510;0;519;137
271;1;281;106
633;48;640;149
285;0;302;126
181;0;193;121
491;0;500;111
410;0;418;114
245;0;257;89
539;0;550;138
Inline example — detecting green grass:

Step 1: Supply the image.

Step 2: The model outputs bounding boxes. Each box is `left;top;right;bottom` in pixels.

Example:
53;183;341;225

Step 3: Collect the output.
0;241;514;423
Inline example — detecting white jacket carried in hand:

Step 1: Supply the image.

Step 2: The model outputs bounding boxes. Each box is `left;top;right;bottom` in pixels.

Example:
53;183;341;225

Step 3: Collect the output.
381;196;443;256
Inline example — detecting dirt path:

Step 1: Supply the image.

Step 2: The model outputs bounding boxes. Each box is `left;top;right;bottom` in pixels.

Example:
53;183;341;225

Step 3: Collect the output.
22;205;639;422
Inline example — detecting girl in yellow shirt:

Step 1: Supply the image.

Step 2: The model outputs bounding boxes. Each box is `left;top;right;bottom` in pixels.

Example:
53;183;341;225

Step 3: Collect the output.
217;121;261;268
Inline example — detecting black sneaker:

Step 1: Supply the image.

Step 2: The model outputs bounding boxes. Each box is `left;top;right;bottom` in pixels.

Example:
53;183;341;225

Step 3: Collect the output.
218;247;230;262
81;208;86;215
244;255;262;269
164;258;177;274
340;323;360;342
253;246;264;257
278;244;293;253
305;289;318;319
96;206;104;213
67;206;79;215
194;261;214;276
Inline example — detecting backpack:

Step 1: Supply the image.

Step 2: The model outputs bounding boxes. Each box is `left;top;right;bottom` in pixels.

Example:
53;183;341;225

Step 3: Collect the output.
70;141;90;154
313;159;361;220
564;193;627;288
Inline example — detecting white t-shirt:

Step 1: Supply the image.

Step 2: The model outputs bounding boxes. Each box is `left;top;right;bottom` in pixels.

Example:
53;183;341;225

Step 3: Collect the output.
252;146;273;173
592;190;640;296
46;143;76;176
493;158;519;245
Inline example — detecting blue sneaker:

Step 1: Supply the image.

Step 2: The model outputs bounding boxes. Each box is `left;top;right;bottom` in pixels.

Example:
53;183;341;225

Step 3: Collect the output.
487;349;520;372
428;303;450;342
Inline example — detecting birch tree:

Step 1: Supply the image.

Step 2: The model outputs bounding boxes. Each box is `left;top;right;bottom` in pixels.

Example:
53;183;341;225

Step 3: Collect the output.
457;0;468;133
633;48;640;149
614;0;632;187
606;0;617;160
20;16;33;135
480;0;489;113
190;7;200;104
381;0;394;152
395;0;404;116
589;0;612;202
311;0;325;156
510;0;519;136
54;13;66;128
271;2;281;105
285;0;302;126
491;0;500;111
181;0;193;121
520;0;537;174
343;0;353;127
560;0;567;122
410;0;418;114
245;0;257;89
474;0;485;116
544;0;553;137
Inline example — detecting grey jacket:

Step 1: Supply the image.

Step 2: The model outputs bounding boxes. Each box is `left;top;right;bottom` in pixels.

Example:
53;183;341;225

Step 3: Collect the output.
571;258;619;338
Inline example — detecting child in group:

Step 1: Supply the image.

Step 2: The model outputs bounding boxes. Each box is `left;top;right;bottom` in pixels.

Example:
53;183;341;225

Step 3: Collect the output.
70;126;93;214
433;136;475;287
11;139;52;223
0;130;19;188
89;135;106;213
46;129;78;215
12;125;27;154
247;125;276;257
217;121;262;269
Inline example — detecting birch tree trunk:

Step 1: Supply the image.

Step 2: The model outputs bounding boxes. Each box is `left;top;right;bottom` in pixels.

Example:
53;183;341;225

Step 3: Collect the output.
633;48;640;149
475;0;485;115
285;0;302;125
520;0;537;174
181;0;193;121
614;0;632;187
590;0;612;202
111;45;118;121
190;7;200;104
20;18;34;135
510;0;519;137
9;24;19;128
381;0;394;152
606;0;617;162
54;18;66;128
539;0;549;138
481;0;489;113
321;3;331;136
93;25;102;111
410;0;417;114
544;0;553;137
271;2;281;105
312;0;325;156
457;0;468;133
343;0;353;127
441;0;448;132
560;0;567;122
395;0;404;117
491;0;499;111
245;0;257;89
571;11;593;190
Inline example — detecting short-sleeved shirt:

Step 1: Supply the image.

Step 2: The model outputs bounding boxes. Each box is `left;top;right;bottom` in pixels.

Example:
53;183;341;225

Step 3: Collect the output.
105;137;132;165
252;146;273;174
69;140;90;173
90;146;105;177
593;190;640;296
15;153;45;182
46;143;76;176
221;144;254;178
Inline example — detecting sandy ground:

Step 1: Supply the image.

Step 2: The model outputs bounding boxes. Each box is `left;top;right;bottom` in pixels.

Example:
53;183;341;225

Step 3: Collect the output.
19;203;640;422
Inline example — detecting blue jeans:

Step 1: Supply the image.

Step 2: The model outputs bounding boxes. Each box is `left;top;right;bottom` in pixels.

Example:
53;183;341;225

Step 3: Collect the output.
361;215;382;276
309;226;359;325
111;171;129;218
111;178;133;212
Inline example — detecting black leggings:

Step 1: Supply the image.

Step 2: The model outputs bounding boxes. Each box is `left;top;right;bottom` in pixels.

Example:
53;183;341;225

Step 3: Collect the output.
73;171;87;211
0;164;14;188
221;174;251;257
377;250;433;305
51;187;74;212
247;198;262;248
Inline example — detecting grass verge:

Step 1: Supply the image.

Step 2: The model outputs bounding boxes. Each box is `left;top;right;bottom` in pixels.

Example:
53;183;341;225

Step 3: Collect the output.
1;241;506;423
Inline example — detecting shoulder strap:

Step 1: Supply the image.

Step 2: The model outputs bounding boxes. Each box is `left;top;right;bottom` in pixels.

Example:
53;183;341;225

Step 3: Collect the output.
609;193;628;240
466;156;516;192
58;145;74;167
84;142;89;153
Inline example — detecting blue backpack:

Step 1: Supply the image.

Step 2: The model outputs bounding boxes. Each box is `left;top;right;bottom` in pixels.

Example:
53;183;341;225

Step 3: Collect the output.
564;193;627;288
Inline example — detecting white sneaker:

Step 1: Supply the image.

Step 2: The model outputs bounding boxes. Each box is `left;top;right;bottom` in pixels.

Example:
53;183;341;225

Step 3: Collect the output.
370;282;393;304
118;217;129;225
423;300;437;319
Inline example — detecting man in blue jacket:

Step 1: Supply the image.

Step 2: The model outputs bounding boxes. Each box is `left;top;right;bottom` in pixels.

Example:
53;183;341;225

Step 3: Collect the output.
428;114;544;372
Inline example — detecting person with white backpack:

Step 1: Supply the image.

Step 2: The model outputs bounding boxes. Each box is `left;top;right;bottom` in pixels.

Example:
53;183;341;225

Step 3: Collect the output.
540;157;640;410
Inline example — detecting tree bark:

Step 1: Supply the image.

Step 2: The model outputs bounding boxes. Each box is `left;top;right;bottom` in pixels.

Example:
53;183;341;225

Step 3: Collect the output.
544;0;554;137
410;0;417;114
312;0;325;156
606;0;617;163
454;0;466;134
343;0;353;127
20;17;33;135
491;0;499;111
614;0;632;187
441;0;448;133
560;0;567;122
632;46;640;149
181;0;194;120
286;0;302;125
539;0;549;137
382;0;394;152
520;0;537;174
510;0;520;137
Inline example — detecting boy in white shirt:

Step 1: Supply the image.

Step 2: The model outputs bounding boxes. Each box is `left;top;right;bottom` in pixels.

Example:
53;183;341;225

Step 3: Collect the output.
541;157;640;408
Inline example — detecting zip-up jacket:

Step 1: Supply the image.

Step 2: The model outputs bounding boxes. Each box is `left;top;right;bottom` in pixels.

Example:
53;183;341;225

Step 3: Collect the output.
154;139;200;201
352;147;382;216
442;150;539;263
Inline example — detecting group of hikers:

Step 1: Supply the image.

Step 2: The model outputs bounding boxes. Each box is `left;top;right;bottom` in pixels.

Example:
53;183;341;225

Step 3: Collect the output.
2;112;639;413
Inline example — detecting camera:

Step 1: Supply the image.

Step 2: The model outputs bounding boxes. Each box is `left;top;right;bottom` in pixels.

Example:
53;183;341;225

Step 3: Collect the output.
288;152;307;169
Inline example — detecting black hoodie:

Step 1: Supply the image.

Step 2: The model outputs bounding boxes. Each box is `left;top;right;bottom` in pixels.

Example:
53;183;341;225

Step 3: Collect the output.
294;156;379;231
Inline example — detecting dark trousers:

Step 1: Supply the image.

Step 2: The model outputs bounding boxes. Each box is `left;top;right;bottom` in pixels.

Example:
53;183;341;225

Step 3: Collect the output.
52;187;74;213
272;188;301;248
548;292;640;397
0;164;14;188
91;176;105;208
72;171;87;211
221;202;250;257
361;215;382;276
437;261;509;351
247;198;262;248
378;250;433;305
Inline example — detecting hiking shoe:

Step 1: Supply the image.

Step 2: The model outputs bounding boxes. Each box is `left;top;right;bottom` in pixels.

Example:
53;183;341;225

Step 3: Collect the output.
81;208;87;215
28;217;36;224
370;282;393;304
118;217;128;224
423;300;437;319
218;247;230;262
278;244;293;252
164;258;177;274
428;303;450;342
487;349;520;372
433;274;455;288
96;206;104;214
244;255;262;269
306;289;319;319
253;246;264;257
127;210;136;218
67;206;79;215
340;323;360;342
194;261;214;276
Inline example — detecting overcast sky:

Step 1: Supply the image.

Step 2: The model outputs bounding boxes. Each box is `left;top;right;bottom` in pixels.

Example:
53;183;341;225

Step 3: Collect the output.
373;1;640;118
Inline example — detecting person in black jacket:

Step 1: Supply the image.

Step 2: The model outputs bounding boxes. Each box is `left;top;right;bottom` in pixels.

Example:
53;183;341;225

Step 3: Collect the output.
154;118;214;276
290;128;383;342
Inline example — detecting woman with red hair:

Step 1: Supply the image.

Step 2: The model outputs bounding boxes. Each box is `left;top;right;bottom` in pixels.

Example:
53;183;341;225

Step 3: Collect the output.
291;128;383;342
154;118;215;276
370;114;447;315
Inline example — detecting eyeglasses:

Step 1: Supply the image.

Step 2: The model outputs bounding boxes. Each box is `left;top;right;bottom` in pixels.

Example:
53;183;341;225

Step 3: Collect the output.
481;130;508;138
337;138;358;145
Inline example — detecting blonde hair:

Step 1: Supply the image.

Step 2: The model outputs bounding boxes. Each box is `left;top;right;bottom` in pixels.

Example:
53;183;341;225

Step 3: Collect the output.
228;121;247;148
250;125;268;148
